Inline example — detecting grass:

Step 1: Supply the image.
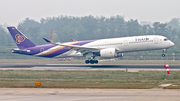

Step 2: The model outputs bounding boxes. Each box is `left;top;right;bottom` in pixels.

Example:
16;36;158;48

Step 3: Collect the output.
0;70;180;89
0;59;179;89
164;86;180;89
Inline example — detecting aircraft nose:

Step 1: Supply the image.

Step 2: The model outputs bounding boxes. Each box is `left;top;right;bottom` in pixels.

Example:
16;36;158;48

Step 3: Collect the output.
169;41;175;47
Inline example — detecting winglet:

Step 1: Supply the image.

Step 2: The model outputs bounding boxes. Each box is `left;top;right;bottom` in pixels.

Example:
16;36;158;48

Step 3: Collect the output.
71;38;77;42
43;38;52;43
43;38;60;45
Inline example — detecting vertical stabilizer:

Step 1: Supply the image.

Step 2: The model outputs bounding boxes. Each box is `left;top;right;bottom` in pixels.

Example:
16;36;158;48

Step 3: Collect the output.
7;27;36;49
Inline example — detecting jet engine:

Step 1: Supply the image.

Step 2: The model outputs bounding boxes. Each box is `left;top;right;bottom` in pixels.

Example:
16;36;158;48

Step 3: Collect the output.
100;48;117;58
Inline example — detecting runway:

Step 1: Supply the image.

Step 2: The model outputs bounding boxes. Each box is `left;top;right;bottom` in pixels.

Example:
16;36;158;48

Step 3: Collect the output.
0;88;180;101
0;64;180;69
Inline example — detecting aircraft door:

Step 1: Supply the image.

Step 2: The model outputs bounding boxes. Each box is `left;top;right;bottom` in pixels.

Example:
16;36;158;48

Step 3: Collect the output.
154;37;158;44
159;38;162;43
124;40;128;46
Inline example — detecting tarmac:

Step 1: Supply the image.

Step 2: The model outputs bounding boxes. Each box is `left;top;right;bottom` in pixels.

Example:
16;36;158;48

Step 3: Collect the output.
0;88;180;101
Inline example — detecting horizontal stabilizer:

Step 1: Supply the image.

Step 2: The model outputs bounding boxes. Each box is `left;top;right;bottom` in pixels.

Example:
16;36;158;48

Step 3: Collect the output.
12;49;30;53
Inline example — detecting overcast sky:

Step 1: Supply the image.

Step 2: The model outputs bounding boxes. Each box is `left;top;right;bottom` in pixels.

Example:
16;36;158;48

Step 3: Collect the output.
0;0;180;26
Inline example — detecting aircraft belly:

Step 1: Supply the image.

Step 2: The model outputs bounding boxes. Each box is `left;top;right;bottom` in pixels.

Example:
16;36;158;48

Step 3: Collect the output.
128;43;148;52
148;43;168;50
55;50;83;58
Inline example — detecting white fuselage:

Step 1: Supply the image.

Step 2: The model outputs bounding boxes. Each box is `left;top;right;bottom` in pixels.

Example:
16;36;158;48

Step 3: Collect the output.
55;35;174;58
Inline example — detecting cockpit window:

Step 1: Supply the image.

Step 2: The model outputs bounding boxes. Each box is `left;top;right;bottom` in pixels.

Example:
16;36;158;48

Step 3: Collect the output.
164;38;168;41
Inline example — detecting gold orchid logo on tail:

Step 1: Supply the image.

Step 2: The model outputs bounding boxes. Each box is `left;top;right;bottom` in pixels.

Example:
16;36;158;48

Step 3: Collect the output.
15;34;26;44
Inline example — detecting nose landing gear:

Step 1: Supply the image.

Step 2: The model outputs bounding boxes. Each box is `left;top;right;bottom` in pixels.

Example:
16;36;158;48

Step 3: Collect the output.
162;49;166;57
162;54;165;57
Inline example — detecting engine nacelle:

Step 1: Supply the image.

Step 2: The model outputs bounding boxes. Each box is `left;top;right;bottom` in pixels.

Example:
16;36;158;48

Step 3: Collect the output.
100;48;117;58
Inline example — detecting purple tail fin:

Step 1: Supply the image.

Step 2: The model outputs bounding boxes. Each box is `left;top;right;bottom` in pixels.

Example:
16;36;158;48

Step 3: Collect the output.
7;27;36;49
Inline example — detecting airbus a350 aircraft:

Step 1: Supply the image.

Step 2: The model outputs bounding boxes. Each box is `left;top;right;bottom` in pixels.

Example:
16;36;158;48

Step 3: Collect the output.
7;27;174;64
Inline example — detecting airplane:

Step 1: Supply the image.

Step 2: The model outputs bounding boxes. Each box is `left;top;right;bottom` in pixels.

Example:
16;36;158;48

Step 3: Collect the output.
7;27;174;64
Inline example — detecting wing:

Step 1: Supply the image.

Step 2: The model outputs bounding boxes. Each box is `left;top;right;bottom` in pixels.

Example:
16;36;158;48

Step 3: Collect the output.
60;44;100;54
43;38;100;54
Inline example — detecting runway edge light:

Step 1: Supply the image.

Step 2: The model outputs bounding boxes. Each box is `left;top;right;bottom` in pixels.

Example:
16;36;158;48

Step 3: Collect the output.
164;64;170;74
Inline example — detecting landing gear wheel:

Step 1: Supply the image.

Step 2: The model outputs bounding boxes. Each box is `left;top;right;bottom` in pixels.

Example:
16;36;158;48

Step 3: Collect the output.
94;60;98;64
162;49;166;57
85;60;90;64
90;60;94;64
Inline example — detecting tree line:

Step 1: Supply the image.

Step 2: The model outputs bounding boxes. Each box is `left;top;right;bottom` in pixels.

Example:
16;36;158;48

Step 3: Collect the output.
0;15;180;55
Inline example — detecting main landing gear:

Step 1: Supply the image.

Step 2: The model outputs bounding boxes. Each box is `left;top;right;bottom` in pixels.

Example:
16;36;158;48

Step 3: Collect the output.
85;60;98;64
85;52;98;64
